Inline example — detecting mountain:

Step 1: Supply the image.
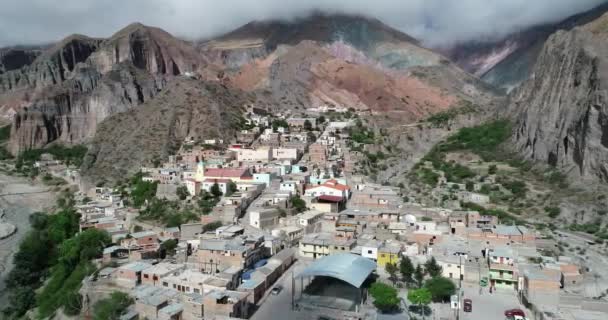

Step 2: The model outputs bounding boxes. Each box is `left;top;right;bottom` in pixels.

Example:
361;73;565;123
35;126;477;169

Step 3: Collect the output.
0;46;42;74
507;12;608;184
199;13;499;123
81;78;255;182
442;2;608;91
4;23;215;154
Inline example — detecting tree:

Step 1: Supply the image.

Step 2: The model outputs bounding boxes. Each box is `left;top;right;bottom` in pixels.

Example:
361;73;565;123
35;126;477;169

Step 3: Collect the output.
465;181;474;191
92;291;133;320
303;119;313;131
226;181;238;196
369;282;400;313
408;288;432;320
202;221;223;232
424;277;456;302
176;185;190;200
400;256;415;285
161;239;178;257
317;115;326;124
210;182;223;198
488;164;497;175
385;262;399;286
414;264;425;288
290;195;307;213
424;257;443;278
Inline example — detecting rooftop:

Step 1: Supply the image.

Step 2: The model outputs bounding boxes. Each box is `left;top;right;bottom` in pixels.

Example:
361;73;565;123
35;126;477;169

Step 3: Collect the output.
296;253;376;288
119;261;153;272
142;262;185;275
159;303;183;316
130;230;157;239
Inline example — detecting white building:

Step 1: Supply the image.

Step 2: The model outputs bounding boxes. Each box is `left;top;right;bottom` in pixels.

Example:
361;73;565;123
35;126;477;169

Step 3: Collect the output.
272;148;299;161
279;181;299;194
184;179;200;196
202;179;230;195
361;240;381;261
237;147;272;162
460;192;490;205
435;255;465;281
304;179;350;199
249;208;281;230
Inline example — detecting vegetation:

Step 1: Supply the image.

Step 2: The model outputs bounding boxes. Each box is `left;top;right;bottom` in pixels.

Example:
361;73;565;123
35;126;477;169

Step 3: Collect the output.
414;264;425;288
461;202;522;224
424;257;443;278
544;206;561;218
92;291;133;320
0;125;10;141
426;102;477;127
290;195;307;213
385;262;399;285
161;239;178;256
16;144;89;169
272;119;289;132
129;173;158;207
303;120;313;131
138;198;198;227
369;282;400;313
400;256;415;286
176;185;190;200
424;277;456;302
407;288;432;319
198;190;220;215
210;182;223;198
226;181;238;196
202;221;223;233
347;120;375;144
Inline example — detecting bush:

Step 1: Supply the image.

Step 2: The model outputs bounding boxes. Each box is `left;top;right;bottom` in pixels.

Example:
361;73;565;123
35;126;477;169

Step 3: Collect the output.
369;282;400;312
92;292;133;320
203;221;223;232
544;207;561;218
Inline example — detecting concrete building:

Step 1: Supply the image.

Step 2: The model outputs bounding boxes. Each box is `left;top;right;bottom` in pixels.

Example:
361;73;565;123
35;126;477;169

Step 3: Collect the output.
249;208;281;230
273;148;299;161
115;261;153;288
197;235;264;273
304;179;350;199
202;290;249;319
299;233;356;259
142;263;187;287
237;147;272;162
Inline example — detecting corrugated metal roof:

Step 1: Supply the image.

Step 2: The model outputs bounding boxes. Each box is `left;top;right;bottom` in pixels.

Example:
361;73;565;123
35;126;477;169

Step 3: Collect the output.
296;253;376;288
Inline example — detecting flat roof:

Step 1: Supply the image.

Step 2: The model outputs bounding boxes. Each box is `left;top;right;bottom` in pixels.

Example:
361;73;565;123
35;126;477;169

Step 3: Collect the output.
119;261;153;272
296;253;376;288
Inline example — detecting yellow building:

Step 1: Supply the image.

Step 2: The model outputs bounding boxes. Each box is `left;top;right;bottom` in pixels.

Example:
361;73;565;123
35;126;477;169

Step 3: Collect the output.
377;244;401;268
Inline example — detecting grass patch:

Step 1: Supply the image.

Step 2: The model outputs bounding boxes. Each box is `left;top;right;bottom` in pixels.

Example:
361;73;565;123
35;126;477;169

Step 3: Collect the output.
426;101;478;127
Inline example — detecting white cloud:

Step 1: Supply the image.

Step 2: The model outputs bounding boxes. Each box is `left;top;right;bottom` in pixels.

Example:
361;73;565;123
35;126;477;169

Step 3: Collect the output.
0;0;605;47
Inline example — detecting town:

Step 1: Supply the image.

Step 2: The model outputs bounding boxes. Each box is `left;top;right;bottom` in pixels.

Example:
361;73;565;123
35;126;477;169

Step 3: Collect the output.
18;105;605;320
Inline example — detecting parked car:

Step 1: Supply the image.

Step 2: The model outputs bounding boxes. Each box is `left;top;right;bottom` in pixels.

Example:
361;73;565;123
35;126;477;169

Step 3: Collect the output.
463;299;472;312
271;285;283;295
504;309;525;318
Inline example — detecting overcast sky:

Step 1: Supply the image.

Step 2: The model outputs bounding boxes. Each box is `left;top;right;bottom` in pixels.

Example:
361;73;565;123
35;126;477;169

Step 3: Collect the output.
0;0;606;48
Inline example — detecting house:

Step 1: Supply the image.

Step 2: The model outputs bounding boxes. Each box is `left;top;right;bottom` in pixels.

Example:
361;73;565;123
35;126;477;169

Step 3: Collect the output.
183;293;205;320
249;208;281;230
202;179;231;195
521;266;561;306
377;244;401;268
489;246;518;290
121;230;159;251
202;290;249;319
237;147;272;162
299;233;356;259
197;236;264;273
115;261;153;288
459;192;490;205
161;269;210;295
287;117;316;129
134;286;179;320
272;148;299;161
308;143;328;164
141;263;186;287
297;210;324;232
304;179;350;199
184;179;201;196
272;226;304;245
361;240;381;261
435;255;465;281
279;180;299;194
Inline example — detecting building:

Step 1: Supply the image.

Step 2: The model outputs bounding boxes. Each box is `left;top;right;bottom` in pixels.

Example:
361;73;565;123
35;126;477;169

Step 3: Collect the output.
194;161;253;183
377;243;401;268
299;233;356;259
304;179;350;199
489;246;518;290
201;179;231;195
521;266;561;306
309;143;328;164
202;290;249;319
142;263;187;287
121;230;159;251
287;117;317;129
115;261;153;288
361;240;381;261
197;236;264;273
161;269;211;295
237;147;272;162
273;148;299;161
249;208;281;230
435;255;465;281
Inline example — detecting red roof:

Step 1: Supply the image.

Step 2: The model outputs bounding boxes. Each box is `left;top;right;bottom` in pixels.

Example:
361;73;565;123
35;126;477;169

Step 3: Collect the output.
318;195;344;202
205;168;250;178
203;178;231;183
308;180;350;191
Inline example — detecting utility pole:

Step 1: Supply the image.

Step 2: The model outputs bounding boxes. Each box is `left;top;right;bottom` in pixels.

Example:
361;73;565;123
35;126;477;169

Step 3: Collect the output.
457;254;462;320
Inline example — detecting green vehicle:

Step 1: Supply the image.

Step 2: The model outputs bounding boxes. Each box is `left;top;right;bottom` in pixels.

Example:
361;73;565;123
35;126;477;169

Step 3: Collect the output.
480;277;489;287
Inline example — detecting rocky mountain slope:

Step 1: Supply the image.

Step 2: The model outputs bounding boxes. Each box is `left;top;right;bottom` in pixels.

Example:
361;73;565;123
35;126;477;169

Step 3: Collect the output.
442;2;608;91
200;14;499;123
0;46;42;74
507;12;608;184
3;23;215;154
81;78;253;183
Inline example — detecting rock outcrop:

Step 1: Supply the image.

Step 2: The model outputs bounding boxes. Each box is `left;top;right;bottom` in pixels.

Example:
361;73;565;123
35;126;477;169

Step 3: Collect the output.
81;78;252;183
508;15;608;183
0;47;41;74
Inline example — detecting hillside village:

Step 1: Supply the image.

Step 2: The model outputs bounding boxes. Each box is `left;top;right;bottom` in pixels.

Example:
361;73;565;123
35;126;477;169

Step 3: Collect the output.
8;104;606;320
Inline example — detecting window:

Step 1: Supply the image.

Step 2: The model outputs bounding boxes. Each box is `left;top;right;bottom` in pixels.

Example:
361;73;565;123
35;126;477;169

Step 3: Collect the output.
163;282;168;287
381;254;386;258
367;250;373;254
143;274;149;279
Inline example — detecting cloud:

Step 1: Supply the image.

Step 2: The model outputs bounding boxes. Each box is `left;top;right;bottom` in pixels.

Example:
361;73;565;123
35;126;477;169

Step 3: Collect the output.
0;0;606;48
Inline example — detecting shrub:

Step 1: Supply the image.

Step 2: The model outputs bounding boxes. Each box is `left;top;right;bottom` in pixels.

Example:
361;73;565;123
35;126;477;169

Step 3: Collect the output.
369;282;400;312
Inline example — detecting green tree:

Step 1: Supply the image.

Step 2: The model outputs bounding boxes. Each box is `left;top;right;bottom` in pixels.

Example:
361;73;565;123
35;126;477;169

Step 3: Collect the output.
414;264;425;288
176;185;190;200
400;256;415;285
385;262;399;286
424;277;456;302
92;291;133;320
369;282;400;313
210;182;223;198
226;181;238;196
317;115;326;124
488;164;497;174
290;195;307;213
303;120;313;131
202;221;223;232
465;181;474;191
408;288;432;320
161;239;178;256
424;257;443;278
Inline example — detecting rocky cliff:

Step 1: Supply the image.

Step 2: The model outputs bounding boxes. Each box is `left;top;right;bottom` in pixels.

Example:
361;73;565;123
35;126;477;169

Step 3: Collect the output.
0;47;41;74
81;78;252;183
508;14;608;183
